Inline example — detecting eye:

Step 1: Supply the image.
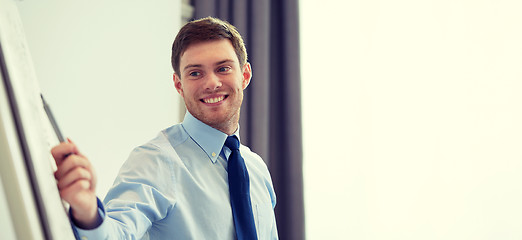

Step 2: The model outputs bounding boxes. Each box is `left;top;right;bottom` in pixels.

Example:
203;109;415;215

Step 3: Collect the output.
217;66;231;73
189;71;201;77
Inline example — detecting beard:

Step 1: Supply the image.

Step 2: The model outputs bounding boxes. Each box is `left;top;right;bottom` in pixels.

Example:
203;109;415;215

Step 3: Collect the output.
184;91;243;134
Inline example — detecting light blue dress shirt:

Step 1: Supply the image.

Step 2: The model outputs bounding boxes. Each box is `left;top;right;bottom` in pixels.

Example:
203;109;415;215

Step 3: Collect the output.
75;112;278;239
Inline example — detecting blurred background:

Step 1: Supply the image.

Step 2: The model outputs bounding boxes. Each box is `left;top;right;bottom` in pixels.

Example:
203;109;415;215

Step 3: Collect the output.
16;0;182;202
301;1;522;239
14;0;522;239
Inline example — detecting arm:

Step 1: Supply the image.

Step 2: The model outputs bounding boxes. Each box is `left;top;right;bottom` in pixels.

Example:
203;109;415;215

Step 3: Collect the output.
52;140;175;239
100;143;176;237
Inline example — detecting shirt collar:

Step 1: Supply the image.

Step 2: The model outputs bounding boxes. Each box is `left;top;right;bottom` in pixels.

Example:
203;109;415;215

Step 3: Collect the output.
181;111;240;163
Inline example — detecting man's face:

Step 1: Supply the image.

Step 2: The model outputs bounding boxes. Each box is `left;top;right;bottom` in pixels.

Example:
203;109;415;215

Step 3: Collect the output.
174;39;251;133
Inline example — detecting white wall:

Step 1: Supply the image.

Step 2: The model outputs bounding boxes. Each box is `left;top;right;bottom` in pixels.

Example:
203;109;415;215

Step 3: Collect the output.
301;0;522;239
16;0;182;199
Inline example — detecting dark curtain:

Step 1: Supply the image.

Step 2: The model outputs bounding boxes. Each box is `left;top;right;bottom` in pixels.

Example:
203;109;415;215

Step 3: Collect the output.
193;1;305;239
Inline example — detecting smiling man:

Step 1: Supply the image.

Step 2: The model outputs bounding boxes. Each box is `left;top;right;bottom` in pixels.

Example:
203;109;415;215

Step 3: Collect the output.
52;17;278;239
174;38;250;135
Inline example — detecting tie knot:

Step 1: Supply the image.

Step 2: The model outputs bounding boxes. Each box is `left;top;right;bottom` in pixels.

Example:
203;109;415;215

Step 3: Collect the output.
225;136;240;151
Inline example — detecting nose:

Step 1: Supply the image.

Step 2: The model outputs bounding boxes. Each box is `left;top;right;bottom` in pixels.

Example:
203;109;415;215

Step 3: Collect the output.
204;72;222;91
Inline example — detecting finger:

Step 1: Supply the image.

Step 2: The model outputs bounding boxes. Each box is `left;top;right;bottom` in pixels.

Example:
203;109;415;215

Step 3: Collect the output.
87;163;97;191
51;142;79;165
59;179;92;204
57;167;92;190
54;154;91;180
67;139;88;159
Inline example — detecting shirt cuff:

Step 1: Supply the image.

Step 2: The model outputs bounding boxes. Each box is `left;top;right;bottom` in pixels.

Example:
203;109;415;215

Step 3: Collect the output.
70;198;109;240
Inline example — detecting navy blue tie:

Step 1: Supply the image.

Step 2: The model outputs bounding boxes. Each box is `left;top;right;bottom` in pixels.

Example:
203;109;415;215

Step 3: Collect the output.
225;136;258;240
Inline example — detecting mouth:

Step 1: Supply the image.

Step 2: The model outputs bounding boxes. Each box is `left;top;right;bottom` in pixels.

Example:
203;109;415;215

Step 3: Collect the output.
200;95;228;104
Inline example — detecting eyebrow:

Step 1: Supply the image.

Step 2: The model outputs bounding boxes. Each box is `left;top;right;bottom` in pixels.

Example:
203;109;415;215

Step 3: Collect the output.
215;59;235;66
183;64;202;72
182;59;236;72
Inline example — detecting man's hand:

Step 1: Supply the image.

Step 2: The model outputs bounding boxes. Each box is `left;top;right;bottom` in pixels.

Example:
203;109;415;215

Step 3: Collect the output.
51;139;99;229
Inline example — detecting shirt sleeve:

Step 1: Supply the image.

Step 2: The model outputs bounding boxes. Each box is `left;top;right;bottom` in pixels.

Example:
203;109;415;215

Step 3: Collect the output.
73;143;176;239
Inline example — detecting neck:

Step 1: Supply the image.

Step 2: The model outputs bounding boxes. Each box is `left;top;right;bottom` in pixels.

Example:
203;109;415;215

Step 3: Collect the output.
186;110;240;136
209;109;241;135
212;116;239;135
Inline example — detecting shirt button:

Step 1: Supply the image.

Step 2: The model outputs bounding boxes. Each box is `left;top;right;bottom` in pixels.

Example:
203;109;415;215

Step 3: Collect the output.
212;152;216;157
81;236;88;240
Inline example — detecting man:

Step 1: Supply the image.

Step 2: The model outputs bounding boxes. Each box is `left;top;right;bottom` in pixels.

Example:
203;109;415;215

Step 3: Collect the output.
52;17;278;239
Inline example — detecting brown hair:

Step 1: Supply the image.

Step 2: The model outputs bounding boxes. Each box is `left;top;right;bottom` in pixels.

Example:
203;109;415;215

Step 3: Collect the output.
171;17;247;77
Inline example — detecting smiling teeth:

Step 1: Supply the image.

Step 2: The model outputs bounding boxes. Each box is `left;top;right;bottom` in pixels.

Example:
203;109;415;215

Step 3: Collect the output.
204;96;225;103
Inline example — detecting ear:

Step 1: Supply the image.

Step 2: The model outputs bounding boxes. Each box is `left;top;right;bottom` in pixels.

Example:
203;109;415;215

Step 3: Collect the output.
173;73;184;96
242;62;252;90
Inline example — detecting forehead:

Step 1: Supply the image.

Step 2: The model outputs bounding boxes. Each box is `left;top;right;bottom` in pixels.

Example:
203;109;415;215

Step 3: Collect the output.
180;39;238;68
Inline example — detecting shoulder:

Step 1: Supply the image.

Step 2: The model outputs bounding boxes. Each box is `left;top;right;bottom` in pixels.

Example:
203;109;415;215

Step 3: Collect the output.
117;124;188;187
129;124;188;160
